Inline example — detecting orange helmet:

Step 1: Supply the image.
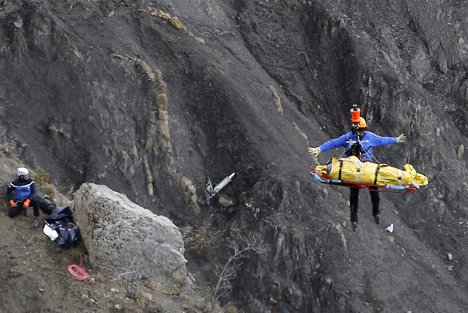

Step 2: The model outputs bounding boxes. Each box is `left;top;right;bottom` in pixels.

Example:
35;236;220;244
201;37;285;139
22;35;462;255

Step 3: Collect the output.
358;117;367;129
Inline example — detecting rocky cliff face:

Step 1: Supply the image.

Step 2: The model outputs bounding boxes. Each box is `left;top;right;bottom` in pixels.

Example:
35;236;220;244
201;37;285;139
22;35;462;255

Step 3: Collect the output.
0;0;467;312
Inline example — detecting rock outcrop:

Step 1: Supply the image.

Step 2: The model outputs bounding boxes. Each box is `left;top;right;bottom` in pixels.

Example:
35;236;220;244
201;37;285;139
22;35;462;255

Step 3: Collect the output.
73;183;187;290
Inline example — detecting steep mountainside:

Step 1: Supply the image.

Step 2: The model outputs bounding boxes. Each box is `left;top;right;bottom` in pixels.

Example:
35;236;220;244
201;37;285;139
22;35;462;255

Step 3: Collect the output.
0;0;467;312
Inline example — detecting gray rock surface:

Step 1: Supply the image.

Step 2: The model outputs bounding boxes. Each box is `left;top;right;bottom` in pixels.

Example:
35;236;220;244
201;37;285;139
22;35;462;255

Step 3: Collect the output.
73;183;187;285
0;0;467;312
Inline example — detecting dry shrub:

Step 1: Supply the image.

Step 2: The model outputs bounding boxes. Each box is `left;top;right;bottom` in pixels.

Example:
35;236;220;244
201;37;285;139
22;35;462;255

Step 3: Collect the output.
33;166;55;198
187;225;225;258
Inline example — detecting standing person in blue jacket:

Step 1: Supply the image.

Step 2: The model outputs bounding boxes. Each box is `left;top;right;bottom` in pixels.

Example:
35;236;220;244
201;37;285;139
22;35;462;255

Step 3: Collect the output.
308;117;406;230
7;167;40;228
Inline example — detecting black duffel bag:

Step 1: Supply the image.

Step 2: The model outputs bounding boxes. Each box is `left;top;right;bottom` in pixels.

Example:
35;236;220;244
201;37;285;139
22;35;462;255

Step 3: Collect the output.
44;206;81;249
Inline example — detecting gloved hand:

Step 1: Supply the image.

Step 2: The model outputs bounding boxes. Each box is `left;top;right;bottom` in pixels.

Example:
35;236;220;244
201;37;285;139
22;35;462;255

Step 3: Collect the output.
396;133;406;143
308;147;321;157
9;200;16;207
23;199;31;209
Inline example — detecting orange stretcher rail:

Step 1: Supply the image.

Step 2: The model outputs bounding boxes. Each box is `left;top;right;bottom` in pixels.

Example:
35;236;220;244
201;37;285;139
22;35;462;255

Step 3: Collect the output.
311;171;424;193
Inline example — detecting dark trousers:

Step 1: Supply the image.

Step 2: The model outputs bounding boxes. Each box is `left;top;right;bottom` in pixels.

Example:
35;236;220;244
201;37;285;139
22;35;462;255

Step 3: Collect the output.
8;200;40;218
349;186;380;223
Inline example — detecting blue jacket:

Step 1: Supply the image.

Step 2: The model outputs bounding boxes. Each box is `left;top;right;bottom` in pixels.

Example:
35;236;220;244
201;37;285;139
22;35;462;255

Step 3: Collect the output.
319;130;397;161
7;178;36;201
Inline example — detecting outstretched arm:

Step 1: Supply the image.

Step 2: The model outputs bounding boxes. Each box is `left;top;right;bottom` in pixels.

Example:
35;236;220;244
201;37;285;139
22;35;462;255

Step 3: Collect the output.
371;132;406;147
308;147;321;157
396;133;406;143
309;133;351;157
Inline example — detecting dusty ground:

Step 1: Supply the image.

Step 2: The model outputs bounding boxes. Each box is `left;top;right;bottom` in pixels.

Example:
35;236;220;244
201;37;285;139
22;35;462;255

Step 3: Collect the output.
0;193;212;313
0;200;104;313
0;146;102;313
0;151;208;313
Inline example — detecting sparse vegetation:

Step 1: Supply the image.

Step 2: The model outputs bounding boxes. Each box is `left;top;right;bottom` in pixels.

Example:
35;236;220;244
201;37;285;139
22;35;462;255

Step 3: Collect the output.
210;233;262;309
299;100;312;116
118;270;142;299
187;224;225;258
114;239;164;299
33;166;55;197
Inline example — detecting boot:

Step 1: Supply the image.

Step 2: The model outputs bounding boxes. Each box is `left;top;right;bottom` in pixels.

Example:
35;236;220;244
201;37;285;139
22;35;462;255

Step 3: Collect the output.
373;214;380;224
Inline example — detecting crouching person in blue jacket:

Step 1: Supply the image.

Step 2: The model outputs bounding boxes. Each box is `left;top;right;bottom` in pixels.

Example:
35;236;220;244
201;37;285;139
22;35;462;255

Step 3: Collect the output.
7;167;41;228
309;117;406;231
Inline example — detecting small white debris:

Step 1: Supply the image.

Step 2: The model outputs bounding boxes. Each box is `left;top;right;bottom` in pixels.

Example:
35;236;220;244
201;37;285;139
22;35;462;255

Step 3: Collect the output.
13;18;23;28
457;144;464;158
447;252;453;261
385;224;394;233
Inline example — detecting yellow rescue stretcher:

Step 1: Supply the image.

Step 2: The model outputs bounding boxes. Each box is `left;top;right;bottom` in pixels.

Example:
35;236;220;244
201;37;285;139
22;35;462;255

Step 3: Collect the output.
312;156;428;193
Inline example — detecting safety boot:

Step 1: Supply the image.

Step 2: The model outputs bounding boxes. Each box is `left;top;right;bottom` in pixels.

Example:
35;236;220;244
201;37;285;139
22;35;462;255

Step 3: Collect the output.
374;214;381;224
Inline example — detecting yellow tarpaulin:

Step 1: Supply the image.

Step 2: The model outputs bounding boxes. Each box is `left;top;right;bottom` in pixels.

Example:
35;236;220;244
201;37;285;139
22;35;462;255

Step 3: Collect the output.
314;156;428;186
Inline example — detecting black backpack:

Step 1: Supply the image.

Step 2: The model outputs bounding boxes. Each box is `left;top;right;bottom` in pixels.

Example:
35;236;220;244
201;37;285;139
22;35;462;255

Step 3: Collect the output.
32;192;56;215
